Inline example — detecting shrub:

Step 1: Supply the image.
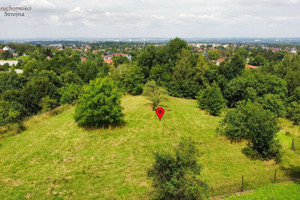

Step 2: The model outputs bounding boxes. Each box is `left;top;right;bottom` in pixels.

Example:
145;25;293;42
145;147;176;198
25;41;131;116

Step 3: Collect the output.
74;77;124;127
60;83;82;105
21;70;62;114
0;100;26;127
148;137;209;200
124;64;144;95
197;82;225;116
218;102;282;161
287;101;300;125
143;80;168;110
262;94;286;117
39;96;58;113
61;71;83;85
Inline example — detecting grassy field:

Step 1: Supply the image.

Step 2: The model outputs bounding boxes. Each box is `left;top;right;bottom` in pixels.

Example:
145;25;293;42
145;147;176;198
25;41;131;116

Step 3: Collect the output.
0;95;299;199
225;182;300;200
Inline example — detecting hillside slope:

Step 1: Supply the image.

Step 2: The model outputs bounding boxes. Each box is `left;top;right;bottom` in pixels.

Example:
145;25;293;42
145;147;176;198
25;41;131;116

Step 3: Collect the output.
0;95;299;199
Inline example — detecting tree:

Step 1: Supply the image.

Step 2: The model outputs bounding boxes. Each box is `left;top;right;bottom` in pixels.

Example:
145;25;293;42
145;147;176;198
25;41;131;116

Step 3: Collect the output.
61;71;83;86
148;137;209;200
224;71;287;107
235;47;248;59
0;70;26;94
137;45;157;78
286;86;300;125
113;55;129;68
149;64;171;87
287;101;300;125
167;38;189;66
77;60;100;83
60;83;82;105
285;69;300;95
170;49;200;98
22;70;62;114
143;80;168;110
124;64;144;95
197;82;225;116
221;54;245;80
23;58;39;77
74;77;124;127
39;96;58;113
194;54;209;86
1;50;13;60
262;94;286;117
250;55;266;66
0;100;26;127
207;49;220;61
0;63;9;71
289;87;300;103
218;102;282;161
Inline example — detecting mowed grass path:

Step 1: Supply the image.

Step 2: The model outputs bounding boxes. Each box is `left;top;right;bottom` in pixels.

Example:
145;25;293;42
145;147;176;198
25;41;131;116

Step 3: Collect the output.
0;96;299;199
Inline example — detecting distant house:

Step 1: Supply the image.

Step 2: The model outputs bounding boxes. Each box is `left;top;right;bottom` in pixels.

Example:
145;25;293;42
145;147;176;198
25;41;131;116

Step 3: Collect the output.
46;56;51;60
0;60;18;66
104;59;113;65
246;64;258;69
3;46;14;53
103;55;113;60
112;53;132;60
49;44;63;50
81;57;86;62
291;49;297;54
216;58;225;66
8;69;23;74
102;53;132;65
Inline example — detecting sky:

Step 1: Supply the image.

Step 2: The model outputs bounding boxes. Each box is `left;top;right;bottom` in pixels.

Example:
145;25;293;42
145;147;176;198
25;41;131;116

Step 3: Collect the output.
0;0;300;39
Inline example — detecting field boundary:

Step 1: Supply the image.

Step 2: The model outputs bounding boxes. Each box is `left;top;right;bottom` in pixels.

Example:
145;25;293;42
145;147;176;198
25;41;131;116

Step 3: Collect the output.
210;180;300;200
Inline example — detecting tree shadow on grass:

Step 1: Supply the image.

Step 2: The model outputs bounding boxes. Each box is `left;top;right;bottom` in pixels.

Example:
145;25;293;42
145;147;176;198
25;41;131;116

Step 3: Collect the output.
144;102;171;111
280;165;300;182
79;122;126;131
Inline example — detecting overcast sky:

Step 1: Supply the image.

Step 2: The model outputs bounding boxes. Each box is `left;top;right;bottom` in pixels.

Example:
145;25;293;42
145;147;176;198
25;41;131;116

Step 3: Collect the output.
0;0;300;39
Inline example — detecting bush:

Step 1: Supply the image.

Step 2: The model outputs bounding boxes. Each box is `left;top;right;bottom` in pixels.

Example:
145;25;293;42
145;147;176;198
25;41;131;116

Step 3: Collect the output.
61;71;83;85
39;96;58;113
0;63;9;71
0;100;26;127
218;102;282;161
21;70;62;114
262;94;286;117
148;137;208;200
224;71;287;108
74;77;124;127
143;80;168;110
287;101;300;125
124;65;144;95
60;83;82;105
197;82;225;116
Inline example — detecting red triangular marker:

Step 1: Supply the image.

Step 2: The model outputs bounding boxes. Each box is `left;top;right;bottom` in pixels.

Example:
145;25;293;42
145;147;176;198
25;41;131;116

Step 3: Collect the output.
156;107;165;121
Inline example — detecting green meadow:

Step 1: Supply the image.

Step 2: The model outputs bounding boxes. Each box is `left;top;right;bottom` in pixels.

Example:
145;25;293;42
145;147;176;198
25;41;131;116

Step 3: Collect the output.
225;183;300;200
0;95;299;199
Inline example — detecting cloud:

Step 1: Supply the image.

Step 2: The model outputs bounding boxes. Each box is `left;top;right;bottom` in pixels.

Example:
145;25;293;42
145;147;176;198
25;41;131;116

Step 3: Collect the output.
179;13;222;21
19;0;56;9
0;0;300;38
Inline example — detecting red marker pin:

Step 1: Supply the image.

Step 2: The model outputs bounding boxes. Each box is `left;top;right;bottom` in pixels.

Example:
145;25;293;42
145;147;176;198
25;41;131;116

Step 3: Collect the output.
156;107;165;121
